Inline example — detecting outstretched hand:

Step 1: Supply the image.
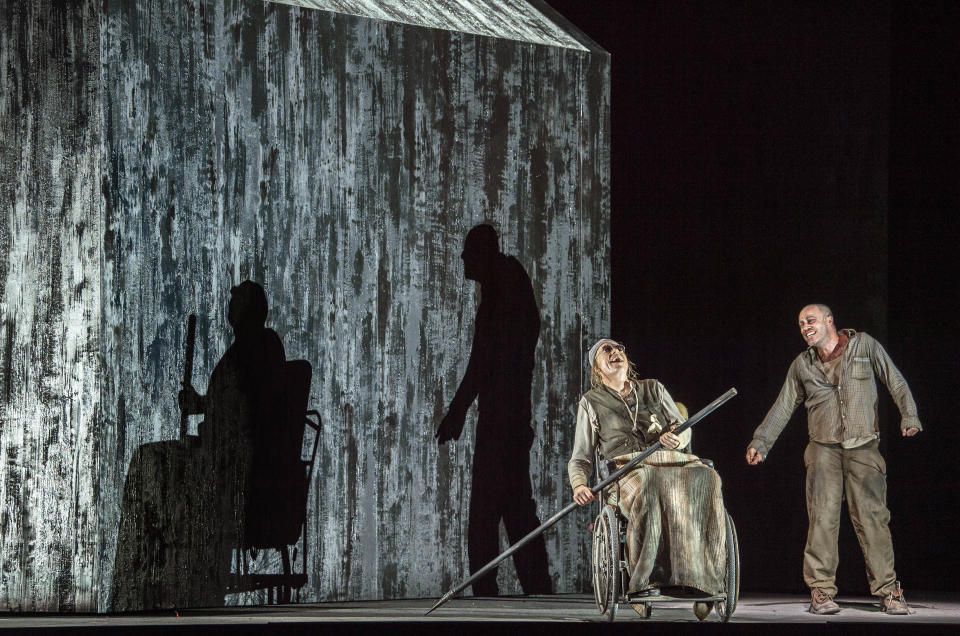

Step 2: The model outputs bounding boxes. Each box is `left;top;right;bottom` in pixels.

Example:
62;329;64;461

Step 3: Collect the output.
746;447;763;465
435;408;466;444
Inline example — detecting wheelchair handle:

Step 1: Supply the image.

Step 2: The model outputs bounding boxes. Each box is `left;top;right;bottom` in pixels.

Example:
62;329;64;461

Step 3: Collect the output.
426;387;738;615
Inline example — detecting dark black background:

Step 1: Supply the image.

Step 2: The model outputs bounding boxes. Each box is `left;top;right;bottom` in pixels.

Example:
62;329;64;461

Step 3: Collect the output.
545;0;960;595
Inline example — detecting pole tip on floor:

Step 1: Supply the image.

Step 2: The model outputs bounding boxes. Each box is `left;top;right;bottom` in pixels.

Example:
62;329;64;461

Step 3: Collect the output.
424;588;454;616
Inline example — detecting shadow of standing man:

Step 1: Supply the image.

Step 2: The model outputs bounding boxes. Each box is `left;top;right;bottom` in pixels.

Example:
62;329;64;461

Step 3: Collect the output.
435;224;552;596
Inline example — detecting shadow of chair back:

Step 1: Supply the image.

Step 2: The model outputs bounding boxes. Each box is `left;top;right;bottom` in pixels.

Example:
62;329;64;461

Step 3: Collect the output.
245;360;312;548
232;359;321;603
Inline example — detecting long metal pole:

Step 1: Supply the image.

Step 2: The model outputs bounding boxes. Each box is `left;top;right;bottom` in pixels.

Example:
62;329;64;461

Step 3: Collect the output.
426;387;738;615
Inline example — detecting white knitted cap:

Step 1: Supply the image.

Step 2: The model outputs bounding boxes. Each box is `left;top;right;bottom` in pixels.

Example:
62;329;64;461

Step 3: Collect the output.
587;338;619;368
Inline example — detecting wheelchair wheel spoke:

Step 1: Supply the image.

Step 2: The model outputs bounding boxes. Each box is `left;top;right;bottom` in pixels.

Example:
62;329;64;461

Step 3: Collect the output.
592;509;618;616
718;511;739;622
591;506;621;621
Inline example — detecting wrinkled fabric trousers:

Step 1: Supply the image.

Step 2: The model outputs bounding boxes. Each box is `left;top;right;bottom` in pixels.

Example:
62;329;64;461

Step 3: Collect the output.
612;450;727;596
803;440;897;597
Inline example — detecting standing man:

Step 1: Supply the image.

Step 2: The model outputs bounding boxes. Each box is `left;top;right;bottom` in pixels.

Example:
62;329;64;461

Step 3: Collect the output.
746;304;920;615
435;224;552;597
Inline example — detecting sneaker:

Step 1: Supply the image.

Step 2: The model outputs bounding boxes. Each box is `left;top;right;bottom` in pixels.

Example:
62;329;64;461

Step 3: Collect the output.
693;601;714;621
882;582;909;615
809;588;840;615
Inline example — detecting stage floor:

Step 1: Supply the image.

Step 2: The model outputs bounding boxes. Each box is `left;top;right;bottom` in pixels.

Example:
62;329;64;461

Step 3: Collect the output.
2;593;958;633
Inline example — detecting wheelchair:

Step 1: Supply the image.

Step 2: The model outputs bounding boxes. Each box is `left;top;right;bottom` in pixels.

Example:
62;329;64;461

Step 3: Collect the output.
590;450;740;622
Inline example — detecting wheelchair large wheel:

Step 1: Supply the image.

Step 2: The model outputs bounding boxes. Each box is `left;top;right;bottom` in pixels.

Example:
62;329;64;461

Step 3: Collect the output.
592;506;621;622
716;511;740;623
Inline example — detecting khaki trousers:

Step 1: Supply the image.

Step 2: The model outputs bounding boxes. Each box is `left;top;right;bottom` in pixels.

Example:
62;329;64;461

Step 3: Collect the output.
803;440;897;597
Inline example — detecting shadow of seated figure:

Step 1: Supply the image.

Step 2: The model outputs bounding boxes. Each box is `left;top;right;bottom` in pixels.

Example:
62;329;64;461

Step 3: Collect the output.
112;281;286;611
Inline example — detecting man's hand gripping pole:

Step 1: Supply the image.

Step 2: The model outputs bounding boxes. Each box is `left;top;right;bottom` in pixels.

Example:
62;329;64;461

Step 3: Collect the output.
426;387;738;615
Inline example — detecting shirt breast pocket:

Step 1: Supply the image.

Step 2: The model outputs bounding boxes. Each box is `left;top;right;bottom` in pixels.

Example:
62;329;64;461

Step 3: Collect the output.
850;356;872;380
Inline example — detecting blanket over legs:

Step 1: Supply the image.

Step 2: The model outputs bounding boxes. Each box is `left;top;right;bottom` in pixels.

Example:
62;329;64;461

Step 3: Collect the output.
610;449;727;596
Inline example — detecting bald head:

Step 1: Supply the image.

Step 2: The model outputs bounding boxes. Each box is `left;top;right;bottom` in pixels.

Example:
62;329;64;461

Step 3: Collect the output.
461;223;501;282
808;303;832;319
798;303;836;349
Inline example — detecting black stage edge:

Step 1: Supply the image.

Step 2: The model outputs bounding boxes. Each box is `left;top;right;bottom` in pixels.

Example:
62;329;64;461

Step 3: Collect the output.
3;621;958;636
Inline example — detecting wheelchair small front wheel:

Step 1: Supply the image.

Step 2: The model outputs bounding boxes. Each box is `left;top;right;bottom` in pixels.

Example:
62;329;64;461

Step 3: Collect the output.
592;505;621;622
629;601;651;618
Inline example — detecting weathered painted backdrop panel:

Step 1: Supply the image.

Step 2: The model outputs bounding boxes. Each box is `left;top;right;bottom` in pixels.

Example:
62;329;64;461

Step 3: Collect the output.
0;0;103;611
274;0;589;50
1;0;608;611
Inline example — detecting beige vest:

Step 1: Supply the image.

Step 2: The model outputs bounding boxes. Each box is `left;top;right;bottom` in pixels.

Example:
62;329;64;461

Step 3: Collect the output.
582;380;671;460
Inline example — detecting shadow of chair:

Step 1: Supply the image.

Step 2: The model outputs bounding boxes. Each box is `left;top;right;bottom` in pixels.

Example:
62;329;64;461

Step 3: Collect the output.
226;359;321;603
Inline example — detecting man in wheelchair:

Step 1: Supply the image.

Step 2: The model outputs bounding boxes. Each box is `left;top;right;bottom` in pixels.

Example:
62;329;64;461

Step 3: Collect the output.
569;339;727;619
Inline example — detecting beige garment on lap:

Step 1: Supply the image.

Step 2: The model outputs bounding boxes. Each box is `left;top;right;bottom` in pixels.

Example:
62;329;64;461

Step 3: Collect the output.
608;450;727;596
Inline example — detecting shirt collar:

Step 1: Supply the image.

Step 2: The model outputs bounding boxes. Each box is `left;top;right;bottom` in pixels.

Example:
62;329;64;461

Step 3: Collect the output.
805;328;857;363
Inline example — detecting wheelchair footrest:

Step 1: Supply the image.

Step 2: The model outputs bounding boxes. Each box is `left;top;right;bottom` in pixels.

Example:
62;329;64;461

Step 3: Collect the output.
626;591;726;603
626;594;727;603
226;572;308;594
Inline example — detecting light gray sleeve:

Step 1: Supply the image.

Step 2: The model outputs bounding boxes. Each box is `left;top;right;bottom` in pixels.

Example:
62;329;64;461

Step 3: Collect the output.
865;333;922;431
749;357;805;457
653;380;691;448
568;396;597;491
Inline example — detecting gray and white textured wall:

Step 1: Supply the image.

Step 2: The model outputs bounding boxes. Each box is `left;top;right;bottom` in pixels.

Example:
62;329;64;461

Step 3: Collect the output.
0;0;103;610
0;0;609;611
